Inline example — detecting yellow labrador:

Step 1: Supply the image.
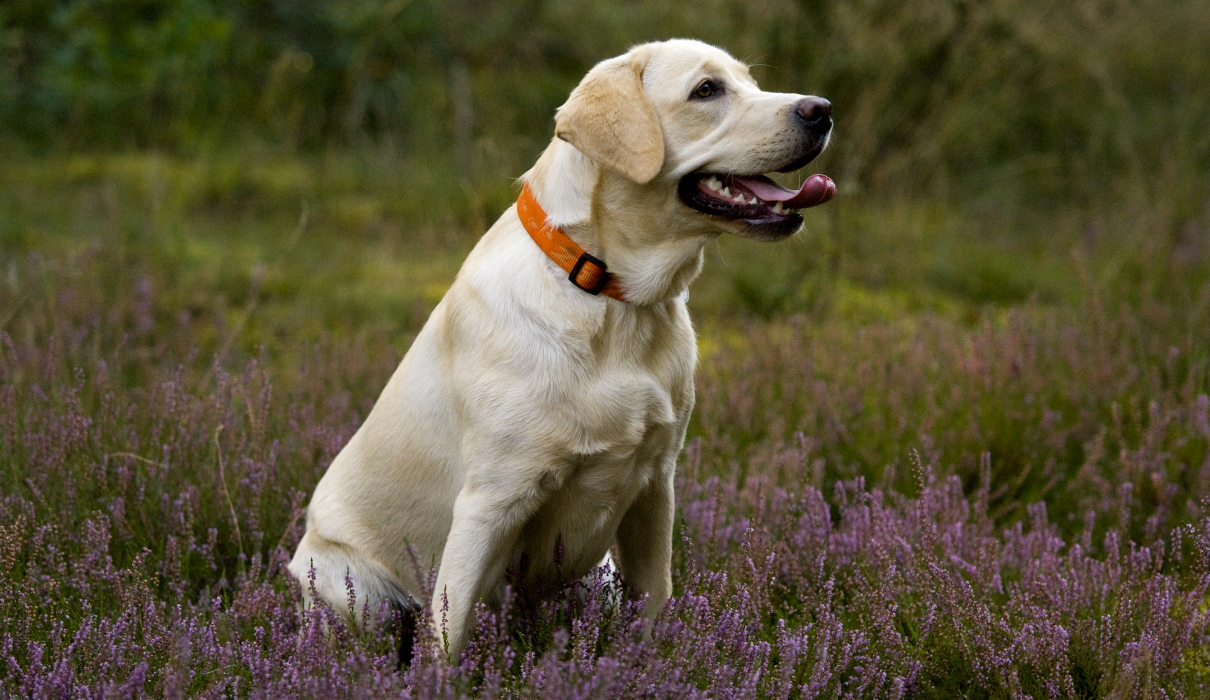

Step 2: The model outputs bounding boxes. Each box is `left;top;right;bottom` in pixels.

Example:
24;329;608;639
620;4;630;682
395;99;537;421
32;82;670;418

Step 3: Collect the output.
289;38;835;659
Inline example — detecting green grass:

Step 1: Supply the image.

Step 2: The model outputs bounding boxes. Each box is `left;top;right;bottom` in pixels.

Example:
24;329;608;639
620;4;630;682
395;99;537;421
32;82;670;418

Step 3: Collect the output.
2;148;1125;339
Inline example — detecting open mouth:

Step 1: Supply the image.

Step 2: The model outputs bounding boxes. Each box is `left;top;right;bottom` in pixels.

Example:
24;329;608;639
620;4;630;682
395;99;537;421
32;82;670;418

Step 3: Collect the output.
677;171;837;239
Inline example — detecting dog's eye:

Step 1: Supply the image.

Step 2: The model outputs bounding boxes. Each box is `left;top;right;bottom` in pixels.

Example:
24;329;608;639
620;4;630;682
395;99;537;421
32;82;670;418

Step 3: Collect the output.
691;80;720;100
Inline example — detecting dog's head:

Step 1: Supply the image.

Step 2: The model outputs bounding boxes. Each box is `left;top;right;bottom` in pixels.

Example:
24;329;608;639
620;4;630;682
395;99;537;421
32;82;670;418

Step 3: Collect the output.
554;39;835;242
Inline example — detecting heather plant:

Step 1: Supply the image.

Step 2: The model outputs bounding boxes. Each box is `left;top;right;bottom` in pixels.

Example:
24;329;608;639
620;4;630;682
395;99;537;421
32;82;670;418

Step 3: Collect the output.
3;228;1209;696
694;294;1210;540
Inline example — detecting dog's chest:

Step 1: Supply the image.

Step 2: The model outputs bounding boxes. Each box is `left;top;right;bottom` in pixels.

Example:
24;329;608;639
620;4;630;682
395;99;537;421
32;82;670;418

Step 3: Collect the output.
477;299;695;457
513;412;679;584
511;313;693;583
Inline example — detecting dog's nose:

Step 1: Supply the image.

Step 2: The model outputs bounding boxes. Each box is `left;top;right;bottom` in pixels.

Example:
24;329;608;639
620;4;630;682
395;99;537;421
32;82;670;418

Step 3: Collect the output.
795;97;832;133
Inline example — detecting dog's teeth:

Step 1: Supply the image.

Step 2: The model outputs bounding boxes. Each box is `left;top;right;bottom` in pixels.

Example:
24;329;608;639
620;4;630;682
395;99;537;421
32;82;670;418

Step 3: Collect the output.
719;187;731;197
707;178;721;191
772;202;784;214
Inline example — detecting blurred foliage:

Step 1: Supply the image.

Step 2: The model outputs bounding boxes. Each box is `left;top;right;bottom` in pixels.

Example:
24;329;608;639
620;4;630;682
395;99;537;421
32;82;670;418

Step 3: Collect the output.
2;0;1209;211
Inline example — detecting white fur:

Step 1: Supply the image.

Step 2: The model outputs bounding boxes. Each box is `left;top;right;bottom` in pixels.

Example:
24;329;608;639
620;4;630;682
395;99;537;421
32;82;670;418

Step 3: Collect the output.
289;39;828;659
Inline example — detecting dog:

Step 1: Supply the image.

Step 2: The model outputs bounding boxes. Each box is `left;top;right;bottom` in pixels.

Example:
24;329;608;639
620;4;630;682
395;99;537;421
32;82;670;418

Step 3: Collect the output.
289;38;835;661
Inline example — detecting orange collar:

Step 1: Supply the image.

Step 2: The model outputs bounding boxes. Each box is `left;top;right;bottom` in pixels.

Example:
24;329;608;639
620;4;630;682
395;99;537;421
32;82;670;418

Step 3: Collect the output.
517;182;627;302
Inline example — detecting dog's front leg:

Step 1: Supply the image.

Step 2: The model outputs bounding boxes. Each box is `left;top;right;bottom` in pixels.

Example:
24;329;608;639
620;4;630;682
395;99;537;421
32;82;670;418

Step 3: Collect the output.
614;467;675;622
431;483;535;660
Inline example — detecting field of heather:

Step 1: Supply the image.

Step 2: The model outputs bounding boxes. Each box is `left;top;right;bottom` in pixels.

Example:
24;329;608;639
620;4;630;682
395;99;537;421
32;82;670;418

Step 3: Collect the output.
2;150;1208;698
3;1;1210;697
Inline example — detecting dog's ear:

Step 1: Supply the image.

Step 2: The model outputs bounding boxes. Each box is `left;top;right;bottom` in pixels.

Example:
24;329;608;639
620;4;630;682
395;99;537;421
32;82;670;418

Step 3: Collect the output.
555;53;664;184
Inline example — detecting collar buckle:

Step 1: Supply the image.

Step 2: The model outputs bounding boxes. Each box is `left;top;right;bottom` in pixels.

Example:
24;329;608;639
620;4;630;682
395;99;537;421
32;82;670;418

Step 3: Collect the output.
568;251;611;295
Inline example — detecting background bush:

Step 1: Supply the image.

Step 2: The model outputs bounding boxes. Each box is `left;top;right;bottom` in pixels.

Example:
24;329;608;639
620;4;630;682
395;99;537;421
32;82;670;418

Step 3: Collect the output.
4;0;1209;207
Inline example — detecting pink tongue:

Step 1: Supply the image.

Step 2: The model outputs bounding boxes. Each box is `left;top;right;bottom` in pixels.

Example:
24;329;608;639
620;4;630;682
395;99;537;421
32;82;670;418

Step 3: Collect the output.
734;174;837;208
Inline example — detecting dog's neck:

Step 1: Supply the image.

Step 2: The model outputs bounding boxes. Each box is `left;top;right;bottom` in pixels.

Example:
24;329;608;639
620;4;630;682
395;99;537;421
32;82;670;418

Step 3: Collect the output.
526;139;598;229
523;138;716;306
